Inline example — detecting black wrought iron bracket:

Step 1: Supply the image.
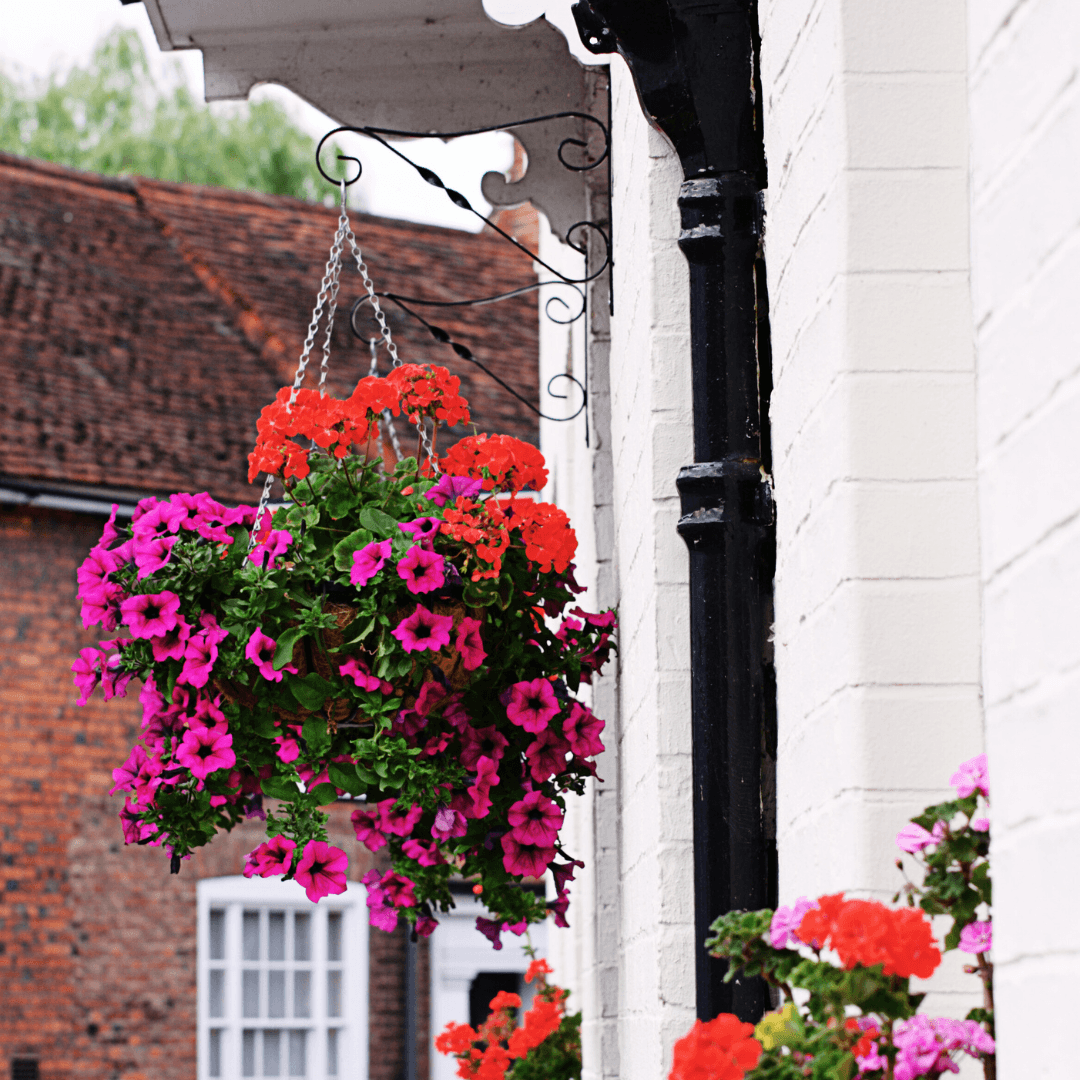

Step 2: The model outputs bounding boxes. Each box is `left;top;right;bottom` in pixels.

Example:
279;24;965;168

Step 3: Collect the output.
314;112;612;443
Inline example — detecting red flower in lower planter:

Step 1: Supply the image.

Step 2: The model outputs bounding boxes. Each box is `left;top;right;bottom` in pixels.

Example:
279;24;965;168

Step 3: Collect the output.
669;1016;762;1080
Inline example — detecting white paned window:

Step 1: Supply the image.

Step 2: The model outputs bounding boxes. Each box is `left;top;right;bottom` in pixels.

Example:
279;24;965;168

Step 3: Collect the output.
198;876;368;1080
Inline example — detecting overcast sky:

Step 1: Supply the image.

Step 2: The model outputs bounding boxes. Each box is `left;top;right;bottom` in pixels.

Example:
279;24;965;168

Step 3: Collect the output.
0;0;590;230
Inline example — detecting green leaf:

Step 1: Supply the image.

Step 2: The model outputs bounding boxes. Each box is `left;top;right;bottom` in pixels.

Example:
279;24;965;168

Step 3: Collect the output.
262;775;300;801
343;616;377;646
302;717;331;756
333;529;373;571
250;708;279;738
328;763;363;796
288;672;336;711
273;627;307;671
358;507;398;537
324;486;359;520
309;783;339;805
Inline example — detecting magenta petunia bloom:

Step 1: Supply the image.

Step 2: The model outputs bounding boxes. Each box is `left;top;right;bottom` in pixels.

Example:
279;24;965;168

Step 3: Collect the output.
972;817;990;832
178;632;222;689
351;539;392;586
362;869;401;932
175;726;235;780
455;617;486;670
476;916;506;950
249;835;297;878
896;822;938;854
571;605;617;630
109;744;160;799
507;791;564;846
402;838;445;867
294;841;349;903
150;616;192;663
769;896;819;949
397;545;445;594
551;858;583;900
246;626;295;682
951;754;989;799
958;920;992;954
120;591;182;639
391;604;454;653
248;529;293;570
424;473;483;507
415;915;439;938
398;517;442;548
274;735;301;763
132;499;186;541
340;657;390;693
506;678;560;733
351;806;388;852
378;798;424;837
431;806;468;841
525;727;571;783
501;833;556;878
460;725;509;771
467;755;501;817
563;702;605;757
133;535;178;580
79;578;124;632
119;799;159;845
414;680;448;717
72;647;102;705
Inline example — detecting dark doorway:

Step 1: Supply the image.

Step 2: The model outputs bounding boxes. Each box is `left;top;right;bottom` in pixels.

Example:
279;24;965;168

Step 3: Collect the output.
468;971;522;1030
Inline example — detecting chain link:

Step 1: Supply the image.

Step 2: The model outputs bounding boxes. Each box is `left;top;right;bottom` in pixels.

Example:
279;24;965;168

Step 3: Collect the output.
369;338;405;462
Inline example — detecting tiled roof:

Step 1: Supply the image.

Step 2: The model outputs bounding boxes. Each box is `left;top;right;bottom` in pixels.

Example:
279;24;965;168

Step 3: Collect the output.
0;152;539;505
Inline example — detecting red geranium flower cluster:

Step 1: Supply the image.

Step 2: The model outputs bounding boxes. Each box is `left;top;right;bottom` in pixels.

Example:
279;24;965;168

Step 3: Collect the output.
387;363;470;427
796;893;942;980
436;958;569;1080
440;433;548;493
669;1016;763;1080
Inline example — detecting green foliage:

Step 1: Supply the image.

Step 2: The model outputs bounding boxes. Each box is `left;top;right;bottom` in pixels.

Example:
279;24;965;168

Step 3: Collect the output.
0;28;346;198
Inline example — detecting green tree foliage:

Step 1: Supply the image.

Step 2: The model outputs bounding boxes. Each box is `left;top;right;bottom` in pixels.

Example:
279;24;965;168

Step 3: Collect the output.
0;28;343;199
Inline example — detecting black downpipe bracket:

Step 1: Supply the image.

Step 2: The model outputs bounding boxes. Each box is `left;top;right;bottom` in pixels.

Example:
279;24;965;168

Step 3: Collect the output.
573;0;776;1023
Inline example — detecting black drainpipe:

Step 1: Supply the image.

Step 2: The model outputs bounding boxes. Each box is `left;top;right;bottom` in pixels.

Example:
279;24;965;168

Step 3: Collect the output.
572;0;776;1023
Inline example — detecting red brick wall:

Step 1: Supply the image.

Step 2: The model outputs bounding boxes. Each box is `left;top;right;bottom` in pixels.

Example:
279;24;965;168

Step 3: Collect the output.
0;506;418;1080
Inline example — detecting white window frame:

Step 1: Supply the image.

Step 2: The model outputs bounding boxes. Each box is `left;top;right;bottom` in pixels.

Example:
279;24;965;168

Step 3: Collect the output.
197;875;369;1080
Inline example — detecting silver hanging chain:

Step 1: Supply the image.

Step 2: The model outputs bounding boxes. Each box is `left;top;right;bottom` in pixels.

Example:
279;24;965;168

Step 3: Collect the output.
370;338;405;463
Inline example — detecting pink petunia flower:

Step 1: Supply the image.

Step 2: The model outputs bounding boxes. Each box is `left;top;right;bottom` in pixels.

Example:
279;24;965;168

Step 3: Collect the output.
402;839;445;867
247;835;297;878
397;545;445;594
274;735;301;763
132;499;186;541
351;806;388;852
551;859;583;900
398;517;442;548
455;617;486;670
119;799;159;845
340;657;391;693
431;806;468;841
896;822;938;854
151;616;192;662
525;727;571;784
79;578;125;632
362;869;401;932
476;916;506;950
506;678;560;733
175;726;235;779
414;680;448;717
563;702;605;757
424;474;483;507
351;539;392;587
958;920;992;954
769;897;819;949
132;535;177;579
416;915;439;937
294;841;349;903
120;591;182;639
467;755;501;817
391;605;454;653
248;529;293;570
178;632;222;689
501;833;556;878
378;798;424;837
950;754;989;799
72;647;103;705
972;817;990;832
459;725;508;771
246;626;295;682
507;791;563;846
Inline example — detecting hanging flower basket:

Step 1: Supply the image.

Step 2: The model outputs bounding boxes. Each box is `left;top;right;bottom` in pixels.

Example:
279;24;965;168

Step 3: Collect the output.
72;201;615;941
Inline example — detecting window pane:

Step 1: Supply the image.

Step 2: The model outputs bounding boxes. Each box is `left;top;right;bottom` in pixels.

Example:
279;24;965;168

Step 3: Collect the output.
293;913;310;961
327;912;342;962
209;1030;222;1078
293;970;311;1018
263;1029;281;1077
242;1030;256;1077
327;970;342;1018
288;1030;307;1077
209;969;225;1018
210;909;226;960
268;970;286;1018
268;912;286;961
327;1030;339;1076
243;911;261;961
242;970;260;1018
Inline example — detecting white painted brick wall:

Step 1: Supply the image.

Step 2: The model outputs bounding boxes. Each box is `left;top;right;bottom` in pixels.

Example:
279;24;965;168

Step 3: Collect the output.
761;0;984;1033
969;2;1080;1074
